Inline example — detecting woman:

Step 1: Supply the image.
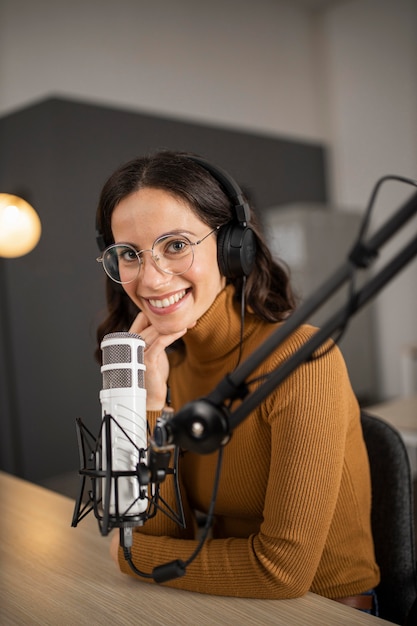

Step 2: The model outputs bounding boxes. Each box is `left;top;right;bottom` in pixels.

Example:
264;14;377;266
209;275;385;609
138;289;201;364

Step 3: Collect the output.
95;150;380;609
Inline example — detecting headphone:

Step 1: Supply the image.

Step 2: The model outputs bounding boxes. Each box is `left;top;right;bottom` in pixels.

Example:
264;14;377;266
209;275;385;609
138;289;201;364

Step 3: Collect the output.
96;155;257;280
187;155;257;279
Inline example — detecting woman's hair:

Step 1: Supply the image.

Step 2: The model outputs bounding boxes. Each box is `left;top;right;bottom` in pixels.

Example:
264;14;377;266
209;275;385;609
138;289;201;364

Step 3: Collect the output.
95;150;296;360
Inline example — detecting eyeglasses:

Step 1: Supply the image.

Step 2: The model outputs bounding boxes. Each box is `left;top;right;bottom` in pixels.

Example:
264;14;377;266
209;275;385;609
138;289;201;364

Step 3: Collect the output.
97;227;219;284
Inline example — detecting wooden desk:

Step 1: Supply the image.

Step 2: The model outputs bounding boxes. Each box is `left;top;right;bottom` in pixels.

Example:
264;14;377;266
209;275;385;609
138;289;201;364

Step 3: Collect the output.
0;472;391;625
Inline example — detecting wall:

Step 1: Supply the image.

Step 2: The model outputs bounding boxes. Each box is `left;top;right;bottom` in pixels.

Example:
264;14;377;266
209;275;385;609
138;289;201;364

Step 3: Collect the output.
0;0;416;404
0;0;324;141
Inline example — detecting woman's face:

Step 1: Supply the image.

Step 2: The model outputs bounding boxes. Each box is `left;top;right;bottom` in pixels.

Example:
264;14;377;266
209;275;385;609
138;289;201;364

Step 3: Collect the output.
111;187;226;335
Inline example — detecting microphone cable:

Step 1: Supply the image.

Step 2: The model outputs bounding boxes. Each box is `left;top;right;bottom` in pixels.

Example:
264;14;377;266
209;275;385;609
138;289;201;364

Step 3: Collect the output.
310;174;417;358
121;445;224;583
234;274;247;370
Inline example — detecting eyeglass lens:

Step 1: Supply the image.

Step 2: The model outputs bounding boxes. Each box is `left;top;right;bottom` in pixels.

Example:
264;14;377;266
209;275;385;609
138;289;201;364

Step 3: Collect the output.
102;234;195;283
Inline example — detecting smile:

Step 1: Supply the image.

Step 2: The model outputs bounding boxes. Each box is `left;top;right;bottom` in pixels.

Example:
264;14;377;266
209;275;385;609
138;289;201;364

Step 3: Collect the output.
148;289;187;309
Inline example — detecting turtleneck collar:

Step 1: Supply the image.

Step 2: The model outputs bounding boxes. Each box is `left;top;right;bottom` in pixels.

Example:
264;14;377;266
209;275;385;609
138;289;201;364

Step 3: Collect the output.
181;284;258;367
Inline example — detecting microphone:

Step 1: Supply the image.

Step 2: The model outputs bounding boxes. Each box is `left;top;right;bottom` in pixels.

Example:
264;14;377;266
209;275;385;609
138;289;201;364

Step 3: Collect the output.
72;330;186;539
72;331;188;582
100;331;148;525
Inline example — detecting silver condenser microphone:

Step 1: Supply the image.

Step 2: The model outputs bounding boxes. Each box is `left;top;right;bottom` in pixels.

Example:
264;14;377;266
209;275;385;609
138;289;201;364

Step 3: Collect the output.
100;332;148;523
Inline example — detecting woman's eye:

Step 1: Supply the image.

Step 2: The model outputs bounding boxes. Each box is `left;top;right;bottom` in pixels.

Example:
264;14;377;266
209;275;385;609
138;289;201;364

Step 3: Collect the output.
119;248;137;262
165;238;189;255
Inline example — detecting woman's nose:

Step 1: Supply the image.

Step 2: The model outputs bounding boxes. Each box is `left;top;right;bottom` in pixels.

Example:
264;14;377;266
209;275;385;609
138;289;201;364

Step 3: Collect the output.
137;251;170;287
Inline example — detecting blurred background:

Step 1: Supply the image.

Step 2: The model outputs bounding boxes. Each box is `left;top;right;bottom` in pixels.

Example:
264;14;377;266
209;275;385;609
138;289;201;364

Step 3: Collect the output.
0;0;416;493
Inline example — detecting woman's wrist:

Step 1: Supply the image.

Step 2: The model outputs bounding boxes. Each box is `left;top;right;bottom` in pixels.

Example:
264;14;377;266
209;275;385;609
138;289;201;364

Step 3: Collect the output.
146;394;167;412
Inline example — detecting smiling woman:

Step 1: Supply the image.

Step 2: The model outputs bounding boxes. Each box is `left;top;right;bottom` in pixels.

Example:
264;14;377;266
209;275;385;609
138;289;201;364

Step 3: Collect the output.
92;150;380;614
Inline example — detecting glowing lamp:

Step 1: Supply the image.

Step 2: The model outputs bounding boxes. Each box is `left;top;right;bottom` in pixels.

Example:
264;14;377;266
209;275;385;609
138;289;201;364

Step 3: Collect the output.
0;194;42;257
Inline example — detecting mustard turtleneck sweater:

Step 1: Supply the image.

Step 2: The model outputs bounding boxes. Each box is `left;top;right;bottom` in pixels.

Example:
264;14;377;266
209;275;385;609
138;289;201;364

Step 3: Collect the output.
118;285;380;599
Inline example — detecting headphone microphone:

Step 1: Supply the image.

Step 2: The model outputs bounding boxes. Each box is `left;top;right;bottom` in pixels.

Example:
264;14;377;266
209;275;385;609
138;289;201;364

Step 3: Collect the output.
96;154;257;280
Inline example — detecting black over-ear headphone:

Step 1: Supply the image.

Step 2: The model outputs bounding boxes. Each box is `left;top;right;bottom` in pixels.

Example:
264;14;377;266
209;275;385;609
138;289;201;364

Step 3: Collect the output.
187;155;257;279
96;155;257;279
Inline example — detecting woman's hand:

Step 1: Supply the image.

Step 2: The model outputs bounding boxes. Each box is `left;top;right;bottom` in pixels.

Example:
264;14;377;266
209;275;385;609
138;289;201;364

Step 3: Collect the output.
129;311;187;411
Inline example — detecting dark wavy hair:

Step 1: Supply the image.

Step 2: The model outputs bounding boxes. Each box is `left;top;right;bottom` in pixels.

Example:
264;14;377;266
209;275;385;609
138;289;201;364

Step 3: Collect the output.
95;150;296;361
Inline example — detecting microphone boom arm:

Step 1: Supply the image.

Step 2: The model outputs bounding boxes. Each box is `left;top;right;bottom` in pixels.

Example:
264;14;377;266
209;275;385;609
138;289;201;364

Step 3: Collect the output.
155;190;417;454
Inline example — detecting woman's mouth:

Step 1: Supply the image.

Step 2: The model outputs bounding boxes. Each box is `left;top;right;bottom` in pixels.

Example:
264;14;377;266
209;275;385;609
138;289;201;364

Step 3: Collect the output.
148;289;188;310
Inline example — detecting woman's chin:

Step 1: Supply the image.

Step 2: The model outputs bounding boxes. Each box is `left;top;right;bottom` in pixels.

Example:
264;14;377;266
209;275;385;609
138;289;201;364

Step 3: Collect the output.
153;319;194;336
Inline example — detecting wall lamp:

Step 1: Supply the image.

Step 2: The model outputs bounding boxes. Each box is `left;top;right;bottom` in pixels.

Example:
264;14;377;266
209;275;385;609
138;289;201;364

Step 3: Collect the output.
0;194;42;257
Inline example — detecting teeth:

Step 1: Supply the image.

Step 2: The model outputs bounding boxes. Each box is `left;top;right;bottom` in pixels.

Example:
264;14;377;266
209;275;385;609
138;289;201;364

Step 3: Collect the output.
149;290;187;309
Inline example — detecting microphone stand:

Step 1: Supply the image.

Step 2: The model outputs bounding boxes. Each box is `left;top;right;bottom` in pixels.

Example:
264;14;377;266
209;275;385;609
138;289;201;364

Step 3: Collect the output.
155;189;417;455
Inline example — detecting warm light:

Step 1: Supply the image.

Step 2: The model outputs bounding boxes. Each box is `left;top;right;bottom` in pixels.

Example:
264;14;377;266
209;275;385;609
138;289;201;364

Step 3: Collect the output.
0;194;42;257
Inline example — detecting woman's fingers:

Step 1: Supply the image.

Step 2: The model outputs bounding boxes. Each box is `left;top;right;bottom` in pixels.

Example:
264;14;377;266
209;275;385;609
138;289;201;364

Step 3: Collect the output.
129;311;187;352
129;311;151;335
127;312;187;410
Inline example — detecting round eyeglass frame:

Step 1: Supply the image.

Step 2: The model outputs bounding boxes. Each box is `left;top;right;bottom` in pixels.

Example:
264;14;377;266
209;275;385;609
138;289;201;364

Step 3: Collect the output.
96;226;220;284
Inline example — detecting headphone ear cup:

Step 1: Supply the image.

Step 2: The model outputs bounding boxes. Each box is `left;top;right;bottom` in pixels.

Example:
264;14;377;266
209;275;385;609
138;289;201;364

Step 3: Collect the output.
217;223;257;279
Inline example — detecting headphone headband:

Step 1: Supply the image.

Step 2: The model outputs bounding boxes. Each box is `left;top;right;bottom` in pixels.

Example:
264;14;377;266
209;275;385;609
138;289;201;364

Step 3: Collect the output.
187;155;251;225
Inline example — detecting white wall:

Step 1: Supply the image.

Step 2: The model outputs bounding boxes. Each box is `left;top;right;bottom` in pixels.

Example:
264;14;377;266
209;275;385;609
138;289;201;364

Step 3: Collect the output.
0;0;323;141
0;0;416;401
322;0;417;399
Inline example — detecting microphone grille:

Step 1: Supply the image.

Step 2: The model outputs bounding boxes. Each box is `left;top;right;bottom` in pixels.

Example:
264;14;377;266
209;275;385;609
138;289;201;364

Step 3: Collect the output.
103;332;143;340
137;369;145;387
101;332;145;389
103;343;131;365
103;368;132;389
102;332;145;365
102;368;145;389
